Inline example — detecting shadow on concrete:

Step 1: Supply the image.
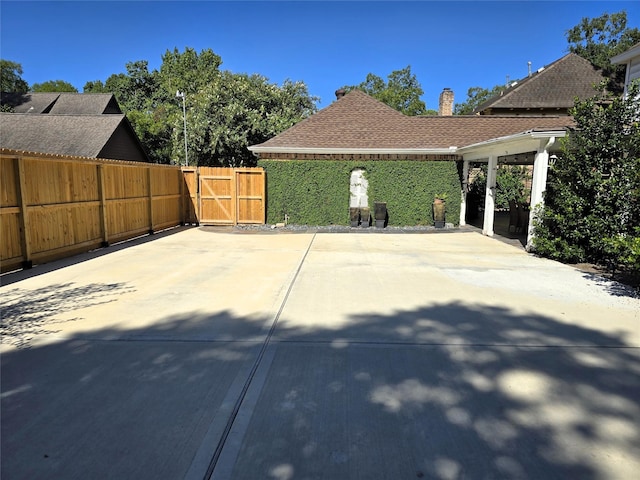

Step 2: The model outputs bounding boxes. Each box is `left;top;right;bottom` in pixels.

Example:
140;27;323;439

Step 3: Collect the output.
2;302;639;479
0;282;136;349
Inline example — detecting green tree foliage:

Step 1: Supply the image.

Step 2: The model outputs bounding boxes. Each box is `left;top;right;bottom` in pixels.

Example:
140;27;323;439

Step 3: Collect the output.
533;82;640;279
31;79;78;92
470;165;530;210
1;59;29;93
343;66;431;115
189;73;316;166
454;84;507;115
566;10;640;91
84;48;317;165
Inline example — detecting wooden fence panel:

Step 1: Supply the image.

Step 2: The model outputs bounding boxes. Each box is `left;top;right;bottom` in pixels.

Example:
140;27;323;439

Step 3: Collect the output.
181;168;198;224
199;167;235;225
0;156;22;266
236;168;265;224
0;150;187;273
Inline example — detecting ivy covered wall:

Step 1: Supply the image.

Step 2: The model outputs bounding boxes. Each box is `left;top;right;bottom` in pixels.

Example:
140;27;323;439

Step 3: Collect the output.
258;160;462;226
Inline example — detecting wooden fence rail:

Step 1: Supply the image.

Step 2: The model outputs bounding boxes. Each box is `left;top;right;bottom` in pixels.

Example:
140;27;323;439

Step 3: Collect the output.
1;150;265;273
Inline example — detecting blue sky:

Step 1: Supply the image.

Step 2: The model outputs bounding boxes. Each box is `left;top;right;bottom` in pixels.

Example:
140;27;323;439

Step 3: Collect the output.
2;1;639;110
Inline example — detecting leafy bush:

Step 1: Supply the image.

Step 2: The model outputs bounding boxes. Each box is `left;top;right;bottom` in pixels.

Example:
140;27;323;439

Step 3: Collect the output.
258;160;461;226
533;82;640;282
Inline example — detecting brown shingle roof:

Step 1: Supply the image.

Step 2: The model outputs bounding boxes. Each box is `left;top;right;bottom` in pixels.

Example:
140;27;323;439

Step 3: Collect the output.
251;90;574;152
474;53;606;113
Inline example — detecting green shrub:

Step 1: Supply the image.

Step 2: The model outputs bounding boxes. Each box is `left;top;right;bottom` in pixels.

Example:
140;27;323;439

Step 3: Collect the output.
258;160;461;226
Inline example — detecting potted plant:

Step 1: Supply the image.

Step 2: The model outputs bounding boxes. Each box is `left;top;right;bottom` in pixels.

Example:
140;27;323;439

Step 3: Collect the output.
433;193;447;228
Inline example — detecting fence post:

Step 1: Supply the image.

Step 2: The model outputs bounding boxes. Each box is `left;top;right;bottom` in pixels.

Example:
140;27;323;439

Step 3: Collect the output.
147;166;154;234
15;156;32;268
196;167;201;225
179;168;185;225
97;164;109;247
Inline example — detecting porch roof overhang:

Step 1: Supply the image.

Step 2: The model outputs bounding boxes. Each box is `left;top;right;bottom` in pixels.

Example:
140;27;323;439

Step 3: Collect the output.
458;129;567;161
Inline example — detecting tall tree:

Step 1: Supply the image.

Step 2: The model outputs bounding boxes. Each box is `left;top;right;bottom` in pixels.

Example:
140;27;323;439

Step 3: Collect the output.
453;84;507;115
566;10;640;91
1;59;28;93
84;48;317;165
32;80;78;92
344;66;432;115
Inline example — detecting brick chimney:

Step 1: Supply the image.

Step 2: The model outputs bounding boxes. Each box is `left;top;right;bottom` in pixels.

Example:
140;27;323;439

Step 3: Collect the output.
439;88;454;116
335;88;346;100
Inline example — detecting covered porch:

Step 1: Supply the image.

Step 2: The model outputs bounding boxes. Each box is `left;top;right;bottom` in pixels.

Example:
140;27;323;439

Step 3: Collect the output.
458;129;566;250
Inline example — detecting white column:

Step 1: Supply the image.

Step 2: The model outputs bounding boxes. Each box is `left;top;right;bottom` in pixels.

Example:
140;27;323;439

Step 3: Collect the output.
459;160;470;226
482;155;498;236
526;137;555;250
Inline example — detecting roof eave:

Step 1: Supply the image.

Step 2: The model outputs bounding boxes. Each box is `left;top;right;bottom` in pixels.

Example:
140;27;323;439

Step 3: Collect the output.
458;129;567;160
611;43;640;64
248;146;458;155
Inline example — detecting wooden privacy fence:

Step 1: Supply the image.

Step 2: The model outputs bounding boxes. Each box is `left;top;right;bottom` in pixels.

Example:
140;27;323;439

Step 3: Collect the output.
1;150;187;272
1;150;265;272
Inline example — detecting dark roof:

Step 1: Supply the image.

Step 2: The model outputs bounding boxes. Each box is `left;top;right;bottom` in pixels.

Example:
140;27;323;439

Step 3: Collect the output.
0;113;147;161
49;93;122;114
474;53;606;113
251;90;574;151
0;92;122;114
1;92;60;113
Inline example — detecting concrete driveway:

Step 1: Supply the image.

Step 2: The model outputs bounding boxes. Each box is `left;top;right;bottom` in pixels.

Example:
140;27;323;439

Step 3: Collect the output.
2;227;639;480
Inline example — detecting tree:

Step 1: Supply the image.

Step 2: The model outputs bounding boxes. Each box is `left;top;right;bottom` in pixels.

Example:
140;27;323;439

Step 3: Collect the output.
32;80;78;92
185;73;317;166
566;11;640;91
533;82;640;280
84;48;318;165
1;59;28;93
344;66;431;115
454;84;507;115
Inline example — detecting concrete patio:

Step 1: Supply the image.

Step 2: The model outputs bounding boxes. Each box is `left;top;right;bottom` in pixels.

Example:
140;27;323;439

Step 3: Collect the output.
1;227;639;480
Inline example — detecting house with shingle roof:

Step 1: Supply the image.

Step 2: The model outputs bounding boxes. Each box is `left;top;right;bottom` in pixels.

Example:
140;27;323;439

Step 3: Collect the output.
0;113;148;161
0;93;149;162
611;41;640;97
1;92;123;114
249;53;596;248
473;53;607;116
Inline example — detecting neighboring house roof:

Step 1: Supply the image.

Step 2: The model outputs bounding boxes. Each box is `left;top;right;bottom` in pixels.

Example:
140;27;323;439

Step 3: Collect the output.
1;92;60;113
49;93;122;114
0;113;149;162
611;41;640;97
0;92;122;114
473;53;606;114
250;90;574;154
610;41;640;64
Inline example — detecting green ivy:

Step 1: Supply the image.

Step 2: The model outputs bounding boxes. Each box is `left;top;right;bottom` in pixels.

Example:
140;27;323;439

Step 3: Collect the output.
258;160;461;226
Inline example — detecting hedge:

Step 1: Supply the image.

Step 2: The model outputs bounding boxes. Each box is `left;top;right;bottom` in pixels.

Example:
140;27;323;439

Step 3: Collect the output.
258;160;462;226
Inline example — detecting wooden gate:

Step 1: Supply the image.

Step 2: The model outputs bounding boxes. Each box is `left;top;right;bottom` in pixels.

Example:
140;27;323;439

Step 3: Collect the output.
198;167;265;225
